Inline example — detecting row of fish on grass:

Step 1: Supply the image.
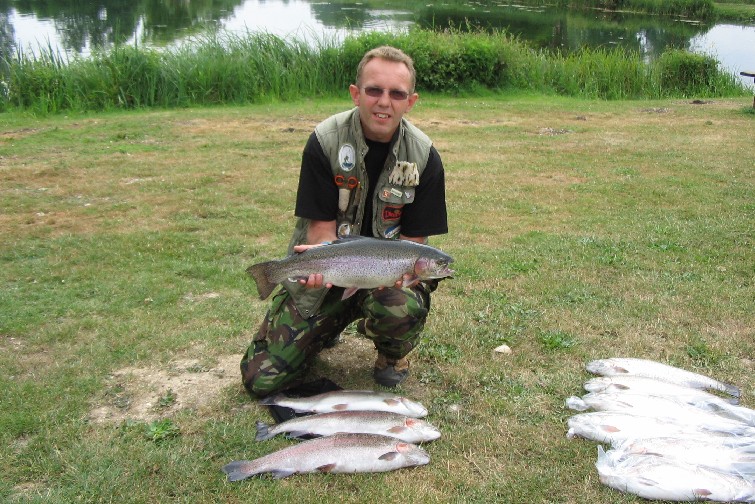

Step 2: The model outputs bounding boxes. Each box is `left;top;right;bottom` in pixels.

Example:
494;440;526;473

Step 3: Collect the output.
222;390;440;481
566;357;755;502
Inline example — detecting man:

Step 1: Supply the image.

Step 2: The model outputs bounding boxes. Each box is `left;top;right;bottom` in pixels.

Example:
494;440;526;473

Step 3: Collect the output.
241;46;448;397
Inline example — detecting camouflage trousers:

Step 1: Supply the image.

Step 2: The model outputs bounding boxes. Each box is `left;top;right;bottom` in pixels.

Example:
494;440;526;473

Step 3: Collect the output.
241;283;432;398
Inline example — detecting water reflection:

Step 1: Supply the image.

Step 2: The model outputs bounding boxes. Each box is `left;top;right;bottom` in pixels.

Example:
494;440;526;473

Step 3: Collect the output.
1;0;753;89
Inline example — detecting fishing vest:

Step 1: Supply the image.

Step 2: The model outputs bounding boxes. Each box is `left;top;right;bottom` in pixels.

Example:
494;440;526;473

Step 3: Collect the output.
283;107;433;318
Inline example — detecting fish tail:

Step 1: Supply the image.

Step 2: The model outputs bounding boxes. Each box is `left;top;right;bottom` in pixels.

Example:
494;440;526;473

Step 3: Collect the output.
246;261;278;300
258;393;284;407
723;382;741;400
730;461;755;478
222;460;258;482
255;420;274;441
565;396;590;411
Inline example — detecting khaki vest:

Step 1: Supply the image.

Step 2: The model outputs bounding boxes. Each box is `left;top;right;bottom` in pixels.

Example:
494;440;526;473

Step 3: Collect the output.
283;108;433;318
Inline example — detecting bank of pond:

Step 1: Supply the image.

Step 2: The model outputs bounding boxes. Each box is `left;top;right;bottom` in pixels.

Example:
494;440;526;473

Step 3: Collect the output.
0;28;749;114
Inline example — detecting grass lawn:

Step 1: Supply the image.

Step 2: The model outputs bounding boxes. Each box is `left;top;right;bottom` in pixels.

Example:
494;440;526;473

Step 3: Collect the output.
1;93;753;502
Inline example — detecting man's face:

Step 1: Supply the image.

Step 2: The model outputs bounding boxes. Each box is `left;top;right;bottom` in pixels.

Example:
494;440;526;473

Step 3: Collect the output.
349;58;418;143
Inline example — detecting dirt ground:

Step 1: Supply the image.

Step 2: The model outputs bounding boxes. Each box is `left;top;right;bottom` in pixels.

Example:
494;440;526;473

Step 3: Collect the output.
88;332;379;424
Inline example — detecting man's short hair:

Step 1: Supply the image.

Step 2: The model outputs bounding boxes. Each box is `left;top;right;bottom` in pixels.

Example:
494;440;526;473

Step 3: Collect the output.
355;46;416;92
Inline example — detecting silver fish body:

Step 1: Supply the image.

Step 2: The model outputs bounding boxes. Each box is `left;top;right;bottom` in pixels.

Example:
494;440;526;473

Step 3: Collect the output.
565;392;755;434
259;390;429;418
583;375;738;404
585;357;740;400
222;433;430;481
613;437;755;476
255;410;441;443
246;237;454;300
566;411;747;445
596;445;755;502
574;385;755;426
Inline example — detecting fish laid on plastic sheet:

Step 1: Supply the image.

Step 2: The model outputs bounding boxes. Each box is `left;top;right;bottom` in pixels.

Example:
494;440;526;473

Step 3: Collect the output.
596;445;755;502
585;358;740;400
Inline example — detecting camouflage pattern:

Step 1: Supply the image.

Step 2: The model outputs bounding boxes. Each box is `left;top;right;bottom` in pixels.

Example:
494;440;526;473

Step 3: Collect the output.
241;283;432;398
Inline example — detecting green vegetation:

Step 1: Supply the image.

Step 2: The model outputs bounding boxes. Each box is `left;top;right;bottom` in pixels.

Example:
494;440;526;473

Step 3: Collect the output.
1;94;753;502
1;28;747;114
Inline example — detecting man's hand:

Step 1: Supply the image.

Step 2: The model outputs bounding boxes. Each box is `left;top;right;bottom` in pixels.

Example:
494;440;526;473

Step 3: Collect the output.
293;243;333;289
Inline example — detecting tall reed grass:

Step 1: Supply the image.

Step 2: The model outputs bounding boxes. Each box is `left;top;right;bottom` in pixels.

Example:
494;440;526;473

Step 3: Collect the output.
0;27;746;114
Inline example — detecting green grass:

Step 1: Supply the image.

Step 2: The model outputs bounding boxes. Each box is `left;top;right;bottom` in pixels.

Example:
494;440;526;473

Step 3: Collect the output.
1;28;748;114
1;94;754;502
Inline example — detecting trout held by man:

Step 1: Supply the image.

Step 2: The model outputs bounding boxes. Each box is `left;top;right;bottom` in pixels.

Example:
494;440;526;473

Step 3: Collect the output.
246;236;454;300
222;433;430;481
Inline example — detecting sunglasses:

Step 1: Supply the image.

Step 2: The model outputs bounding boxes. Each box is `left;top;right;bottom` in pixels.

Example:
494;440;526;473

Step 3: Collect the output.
362;86;411;101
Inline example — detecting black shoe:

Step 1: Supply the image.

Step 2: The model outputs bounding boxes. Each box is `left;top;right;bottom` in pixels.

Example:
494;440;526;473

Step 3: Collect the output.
373;353;409;387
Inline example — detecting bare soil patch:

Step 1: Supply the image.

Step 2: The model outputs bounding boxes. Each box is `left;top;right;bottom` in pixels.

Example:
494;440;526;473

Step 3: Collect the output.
87;333;390;424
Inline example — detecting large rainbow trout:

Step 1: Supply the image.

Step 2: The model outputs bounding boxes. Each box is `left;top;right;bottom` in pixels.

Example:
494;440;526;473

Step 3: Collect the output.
246;236;454;300
222;433;430;481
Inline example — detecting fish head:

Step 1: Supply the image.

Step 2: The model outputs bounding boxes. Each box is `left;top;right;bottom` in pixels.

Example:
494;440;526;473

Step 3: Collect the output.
405;418;441;441
585;359;627;376
399;397;428;418
395;441;431;466
414;253;454;280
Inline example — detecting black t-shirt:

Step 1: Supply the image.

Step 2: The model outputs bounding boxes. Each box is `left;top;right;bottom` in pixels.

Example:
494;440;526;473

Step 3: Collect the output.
294;131;448;238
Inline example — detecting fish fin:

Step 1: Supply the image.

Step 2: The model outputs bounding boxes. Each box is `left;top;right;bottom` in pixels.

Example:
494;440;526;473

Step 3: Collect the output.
402;275;420;288
285;430;313;440
341;287;360;300
387;426;407;433
379;451;400;461
246;261;279;300
258;393;284;406
723;383;741;399
316;463;337;473
614;366;630;373
222;461;256;482
383;398;400;406
332;403;349;411
255;421;274;441
271;469;297;479
600;424;620;433
693;489;713;498
730;462;755;477
565;396;589;411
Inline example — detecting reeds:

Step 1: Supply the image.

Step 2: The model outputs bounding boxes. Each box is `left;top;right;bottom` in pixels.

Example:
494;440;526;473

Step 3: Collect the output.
0;27;746;113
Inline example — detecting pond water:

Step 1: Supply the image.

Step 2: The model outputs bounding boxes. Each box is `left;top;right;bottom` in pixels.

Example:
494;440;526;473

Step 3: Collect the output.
2;0;754;89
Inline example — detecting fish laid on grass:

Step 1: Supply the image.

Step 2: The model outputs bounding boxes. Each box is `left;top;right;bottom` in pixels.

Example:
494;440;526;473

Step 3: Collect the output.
259;390;429;418
222;433;430;481
585;357;740;400
613;436;755;477
570;387;755;426
246;236;454;300
566;411;748;445
583;375;739;405
255;410;441;444
596;445;755;502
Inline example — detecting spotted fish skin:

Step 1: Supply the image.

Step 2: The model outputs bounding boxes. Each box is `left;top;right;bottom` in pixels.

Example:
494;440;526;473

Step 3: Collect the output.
596;445;755;502
255;410;441;443
222;433;430;481
259;390;429;418
585;357;740;400
246;236;454;300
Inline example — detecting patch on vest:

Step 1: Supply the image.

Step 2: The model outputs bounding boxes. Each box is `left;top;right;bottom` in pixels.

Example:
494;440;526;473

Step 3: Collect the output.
382;206;403;221
338;144;356;172
388;161;419;186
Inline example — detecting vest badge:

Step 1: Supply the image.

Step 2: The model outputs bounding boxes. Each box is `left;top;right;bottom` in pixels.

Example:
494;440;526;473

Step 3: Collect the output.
388;161;419;186
338;144;356;172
